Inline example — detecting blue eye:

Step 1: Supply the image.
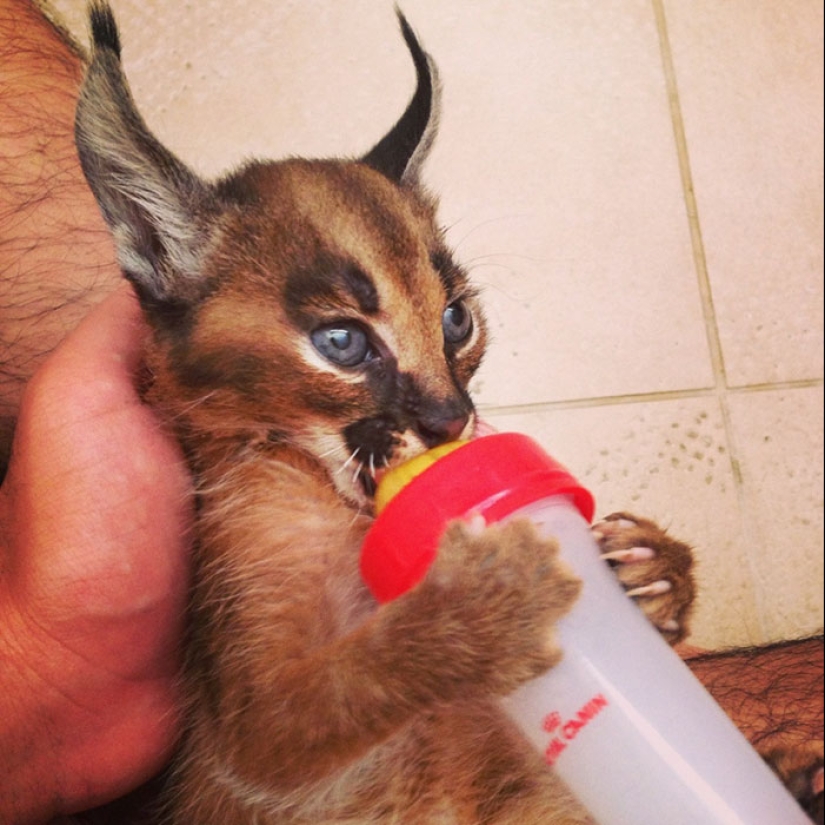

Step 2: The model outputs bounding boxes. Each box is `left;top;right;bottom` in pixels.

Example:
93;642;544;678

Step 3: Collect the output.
311;323;373;367
442;301;472;345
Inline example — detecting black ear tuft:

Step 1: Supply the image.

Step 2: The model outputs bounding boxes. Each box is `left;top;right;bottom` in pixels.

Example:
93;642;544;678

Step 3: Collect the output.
75;2;216;319
89;1;121;57
362;10;440;185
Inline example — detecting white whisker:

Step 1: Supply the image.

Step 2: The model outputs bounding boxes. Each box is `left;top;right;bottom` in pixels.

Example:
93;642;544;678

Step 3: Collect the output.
340;447;360;473
316;442;347;461
161;389;220;422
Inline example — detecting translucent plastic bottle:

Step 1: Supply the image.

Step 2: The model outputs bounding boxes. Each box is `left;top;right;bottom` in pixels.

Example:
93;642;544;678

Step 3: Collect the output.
360;433;809;825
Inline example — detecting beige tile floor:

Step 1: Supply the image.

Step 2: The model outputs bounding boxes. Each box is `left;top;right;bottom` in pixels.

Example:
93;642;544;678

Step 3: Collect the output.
53;0;823;650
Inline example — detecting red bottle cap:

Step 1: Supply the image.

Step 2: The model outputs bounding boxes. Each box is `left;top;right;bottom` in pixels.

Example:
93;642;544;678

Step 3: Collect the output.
360;433;594;602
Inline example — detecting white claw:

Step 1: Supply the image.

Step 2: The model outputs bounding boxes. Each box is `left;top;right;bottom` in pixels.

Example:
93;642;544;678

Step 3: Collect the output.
660;619;680;632
626;580;672;598
600;546;656;563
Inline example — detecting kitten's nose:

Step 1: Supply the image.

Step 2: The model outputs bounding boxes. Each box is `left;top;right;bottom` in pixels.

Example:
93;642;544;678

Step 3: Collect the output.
415;402;471;448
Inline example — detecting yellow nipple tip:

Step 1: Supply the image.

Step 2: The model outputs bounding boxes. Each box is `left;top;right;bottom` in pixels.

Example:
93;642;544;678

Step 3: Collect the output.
374;441;469;514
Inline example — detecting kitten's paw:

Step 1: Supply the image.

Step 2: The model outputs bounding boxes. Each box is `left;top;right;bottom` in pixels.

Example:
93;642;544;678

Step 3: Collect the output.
592;512;695;644
422;518;582;696
762;740;824;824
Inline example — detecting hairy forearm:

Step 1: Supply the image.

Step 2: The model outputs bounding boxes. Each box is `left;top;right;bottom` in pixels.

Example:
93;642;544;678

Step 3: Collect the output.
0;0;119;466
686;635;824;752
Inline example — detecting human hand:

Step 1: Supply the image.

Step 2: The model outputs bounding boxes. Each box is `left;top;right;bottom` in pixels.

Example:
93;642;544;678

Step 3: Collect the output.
0;286;193;823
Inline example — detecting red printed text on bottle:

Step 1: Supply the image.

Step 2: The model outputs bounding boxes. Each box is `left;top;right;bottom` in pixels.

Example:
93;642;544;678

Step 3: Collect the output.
542;693;609;767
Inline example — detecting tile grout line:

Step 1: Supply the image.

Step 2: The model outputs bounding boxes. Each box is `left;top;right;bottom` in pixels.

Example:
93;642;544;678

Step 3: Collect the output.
478;377;825;418
651;0;768;640
651;0;727;389
480;387;718;417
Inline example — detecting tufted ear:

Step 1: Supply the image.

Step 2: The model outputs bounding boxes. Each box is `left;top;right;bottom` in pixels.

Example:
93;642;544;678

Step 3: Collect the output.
75;2;216;317
362;11;440;186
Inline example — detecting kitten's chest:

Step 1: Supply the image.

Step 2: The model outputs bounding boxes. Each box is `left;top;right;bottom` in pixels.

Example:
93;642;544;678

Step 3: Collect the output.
191;451;374;633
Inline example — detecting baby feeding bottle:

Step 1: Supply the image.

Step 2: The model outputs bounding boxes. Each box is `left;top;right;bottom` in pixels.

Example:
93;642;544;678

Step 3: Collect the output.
360;433;809;825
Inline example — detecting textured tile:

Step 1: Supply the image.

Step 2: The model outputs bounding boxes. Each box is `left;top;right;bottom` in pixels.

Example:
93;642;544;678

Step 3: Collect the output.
664;1;824;386
727;387;824;641
54;0;412;173
483;397;763;649
422;2;713;404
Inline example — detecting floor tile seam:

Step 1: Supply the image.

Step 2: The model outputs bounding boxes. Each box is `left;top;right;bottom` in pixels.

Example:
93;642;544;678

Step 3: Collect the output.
479;387;717;416
478;378;823;417
650;0;727;390
650;0;771;637
726;378;824;395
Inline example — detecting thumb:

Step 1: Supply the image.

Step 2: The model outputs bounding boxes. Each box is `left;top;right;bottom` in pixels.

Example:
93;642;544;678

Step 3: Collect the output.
0;284;193;816
2;283;192;672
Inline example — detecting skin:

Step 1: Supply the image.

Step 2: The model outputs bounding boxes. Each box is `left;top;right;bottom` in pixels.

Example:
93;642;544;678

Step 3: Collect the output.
0;285;193;823
0;0;119;464
687;637;823;758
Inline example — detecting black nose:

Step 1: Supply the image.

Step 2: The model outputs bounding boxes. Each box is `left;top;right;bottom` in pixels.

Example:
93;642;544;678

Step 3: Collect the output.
415;400;471;448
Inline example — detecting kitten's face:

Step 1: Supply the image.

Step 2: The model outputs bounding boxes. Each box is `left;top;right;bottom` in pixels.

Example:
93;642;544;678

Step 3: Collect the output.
164;160;485;507
75;5;484;507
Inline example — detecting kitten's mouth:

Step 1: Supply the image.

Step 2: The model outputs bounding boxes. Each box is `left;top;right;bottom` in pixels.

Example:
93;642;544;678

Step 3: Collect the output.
354;418;494;502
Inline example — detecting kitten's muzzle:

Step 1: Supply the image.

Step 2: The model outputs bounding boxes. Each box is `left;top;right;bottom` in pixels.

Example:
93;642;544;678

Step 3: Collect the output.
414;408;471;448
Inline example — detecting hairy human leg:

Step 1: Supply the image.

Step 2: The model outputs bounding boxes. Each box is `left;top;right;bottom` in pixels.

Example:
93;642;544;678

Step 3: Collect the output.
0;0;120;472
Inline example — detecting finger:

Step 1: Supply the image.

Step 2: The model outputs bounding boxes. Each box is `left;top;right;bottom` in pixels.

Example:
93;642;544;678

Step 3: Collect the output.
21;282;147;424
6;282;193;641
0;284;190;813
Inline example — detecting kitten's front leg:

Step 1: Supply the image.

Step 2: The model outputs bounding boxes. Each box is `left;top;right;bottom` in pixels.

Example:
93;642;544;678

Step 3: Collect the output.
190;512;581;809
592;512;695;644
392;518;583;699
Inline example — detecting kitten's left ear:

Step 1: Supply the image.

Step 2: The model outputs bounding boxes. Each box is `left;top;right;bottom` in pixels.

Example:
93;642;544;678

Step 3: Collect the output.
362;11;440;186
75;2;216;319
